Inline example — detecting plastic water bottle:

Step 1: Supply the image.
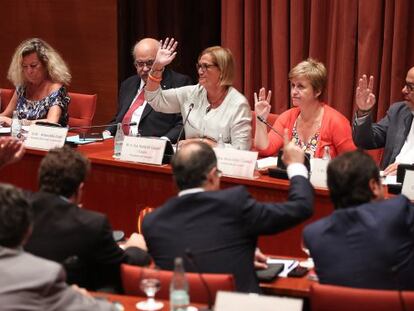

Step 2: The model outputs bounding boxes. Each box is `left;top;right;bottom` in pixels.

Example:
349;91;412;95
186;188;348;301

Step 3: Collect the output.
217;133;225;148
113;123;124;158
170;257;190;311
322;145;331;161
11;111;22;138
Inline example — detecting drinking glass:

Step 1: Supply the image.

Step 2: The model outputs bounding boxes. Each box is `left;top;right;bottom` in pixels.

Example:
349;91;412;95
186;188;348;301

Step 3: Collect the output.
136;268;164;311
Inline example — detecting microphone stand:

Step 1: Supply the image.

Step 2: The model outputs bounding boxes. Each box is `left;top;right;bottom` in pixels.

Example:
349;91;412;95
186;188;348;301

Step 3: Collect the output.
176;103;194;150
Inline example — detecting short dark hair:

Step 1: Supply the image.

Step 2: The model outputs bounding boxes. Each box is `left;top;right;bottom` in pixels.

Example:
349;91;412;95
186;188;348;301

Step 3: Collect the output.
0;183;32;248
171;142;217;190
38;146;90;197
327;150;380;209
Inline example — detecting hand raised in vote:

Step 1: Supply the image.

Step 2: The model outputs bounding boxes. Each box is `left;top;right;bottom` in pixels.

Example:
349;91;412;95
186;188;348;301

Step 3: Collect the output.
254;87;272;121
356;74;376;113
0;137;25;168
281;129;304;166
152;37;178;70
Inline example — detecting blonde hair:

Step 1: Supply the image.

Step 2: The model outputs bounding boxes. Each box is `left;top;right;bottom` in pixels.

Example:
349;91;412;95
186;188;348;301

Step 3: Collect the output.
199;46;234;87
289;58;327;100
7;38;71;87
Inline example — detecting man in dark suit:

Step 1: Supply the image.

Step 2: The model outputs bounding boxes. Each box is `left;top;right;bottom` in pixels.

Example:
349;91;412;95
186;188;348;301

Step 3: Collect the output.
25;146;151;292
105;38;192;142
352;67;414;175
303;150;414;290
0;183;115;310
142;136;314;293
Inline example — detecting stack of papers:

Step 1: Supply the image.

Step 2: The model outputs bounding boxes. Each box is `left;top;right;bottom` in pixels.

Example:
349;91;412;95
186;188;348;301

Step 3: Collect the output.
256;156;278;170
266;258;299;277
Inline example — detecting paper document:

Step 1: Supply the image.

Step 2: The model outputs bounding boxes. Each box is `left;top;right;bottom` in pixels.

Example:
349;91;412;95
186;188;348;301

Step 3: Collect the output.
256;156;278;170
266;258;299;277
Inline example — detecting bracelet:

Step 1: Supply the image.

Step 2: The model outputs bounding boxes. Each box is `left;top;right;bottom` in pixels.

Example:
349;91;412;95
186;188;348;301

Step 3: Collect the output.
148;73;162;83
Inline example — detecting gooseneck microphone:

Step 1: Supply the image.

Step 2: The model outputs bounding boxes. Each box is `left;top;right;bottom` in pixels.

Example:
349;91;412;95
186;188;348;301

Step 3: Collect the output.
256;115;284;139
176;103;194;149
185;248;213;311
68;121;137;132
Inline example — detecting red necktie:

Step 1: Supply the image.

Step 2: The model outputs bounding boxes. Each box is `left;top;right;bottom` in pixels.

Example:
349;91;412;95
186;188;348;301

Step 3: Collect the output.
122;90;145;134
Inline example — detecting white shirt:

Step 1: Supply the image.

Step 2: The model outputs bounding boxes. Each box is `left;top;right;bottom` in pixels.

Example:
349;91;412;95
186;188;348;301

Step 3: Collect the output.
395;112;414;164
129;79;147;137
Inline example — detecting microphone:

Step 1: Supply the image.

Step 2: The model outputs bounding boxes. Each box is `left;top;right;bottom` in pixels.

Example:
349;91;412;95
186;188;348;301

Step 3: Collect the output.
256;115;284;139
68;121;137;132
176;103;194;149
185;248;213;311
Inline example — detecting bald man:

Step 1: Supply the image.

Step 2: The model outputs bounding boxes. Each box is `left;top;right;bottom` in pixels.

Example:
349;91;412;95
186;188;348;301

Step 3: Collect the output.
106;38;192;142
353;67;414;175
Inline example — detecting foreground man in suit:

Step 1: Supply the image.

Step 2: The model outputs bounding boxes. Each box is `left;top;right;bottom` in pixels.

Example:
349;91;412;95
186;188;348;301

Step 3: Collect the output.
0;183;115;310
352;67;414;175
303;150;414;289
143;134;314;293
25;146;151;292
105;38;192;140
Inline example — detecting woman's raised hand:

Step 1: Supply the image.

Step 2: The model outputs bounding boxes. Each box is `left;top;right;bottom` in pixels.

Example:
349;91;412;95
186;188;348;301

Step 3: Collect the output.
153;38;178;70
254;87;272;121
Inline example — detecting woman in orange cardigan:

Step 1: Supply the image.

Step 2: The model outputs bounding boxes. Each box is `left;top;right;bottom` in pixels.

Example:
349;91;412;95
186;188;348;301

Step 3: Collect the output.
254;58;356;158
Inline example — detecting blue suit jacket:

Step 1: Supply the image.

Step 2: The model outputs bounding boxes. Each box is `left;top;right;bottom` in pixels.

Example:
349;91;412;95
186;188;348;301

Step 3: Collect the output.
142;177;314;293
107;69;192;142
303;195;414;290
352;101;413;169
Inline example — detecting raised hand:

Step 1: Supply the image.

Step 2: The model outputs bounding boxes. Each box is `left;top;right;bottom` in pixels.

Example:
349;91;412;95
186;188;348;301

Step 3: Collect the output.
356;74;376;112
281;129;304;166
152;37;178;70
0;137;25;168
254;87;272;121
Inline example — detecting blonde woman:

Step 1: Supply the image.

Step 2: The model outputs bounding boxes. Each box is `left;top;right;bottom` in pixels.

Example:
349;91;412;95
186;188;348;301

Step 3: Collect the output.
145;38;252;150
0;38;71;127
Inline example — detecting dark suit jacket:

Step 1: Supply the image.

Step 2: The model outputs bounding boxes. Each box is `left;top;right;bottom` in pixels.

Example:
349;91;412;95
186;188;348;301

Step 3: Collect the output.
303;195;414;290
352;101;413;169
142;177;314;293
24;192;151;291
107;69;192;142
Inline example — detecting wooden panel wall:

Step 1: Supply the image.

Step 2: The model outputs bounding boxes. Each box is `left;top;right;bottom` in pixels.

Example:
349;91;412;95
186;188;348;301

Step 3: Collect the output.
0;0;117;125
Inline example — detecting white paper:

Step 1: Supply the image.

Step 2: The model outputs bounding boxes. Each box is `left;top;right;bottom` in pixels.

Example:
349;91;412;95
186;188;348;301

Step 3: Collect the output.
120;136;166;165
266;258;299;277
214;148;258;179
24;125;68;150
256;156;278;170
310;158;329;188
402;170;414;200
215;291;303;311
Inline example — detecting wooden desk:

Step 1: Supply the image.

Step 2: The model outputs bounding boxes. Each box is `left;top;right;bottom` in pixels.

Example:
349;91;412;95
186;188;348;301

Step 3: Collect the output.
0;139;333;257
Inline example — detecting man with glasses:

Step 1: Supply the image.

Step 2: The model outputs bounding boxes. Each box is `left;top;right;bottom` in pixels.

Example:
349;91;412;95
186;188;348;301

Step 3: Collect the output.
105;38;192;141
353;67;414;175
142;137;314;293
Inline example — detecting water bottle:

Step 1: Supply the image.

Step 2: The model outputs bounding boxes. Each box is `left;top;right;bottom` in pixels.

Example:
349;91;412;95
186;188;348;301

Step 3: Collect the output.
322;145;331;161
11;110;22;138
217;133;225;148
113;123;124;158
170;257;190;311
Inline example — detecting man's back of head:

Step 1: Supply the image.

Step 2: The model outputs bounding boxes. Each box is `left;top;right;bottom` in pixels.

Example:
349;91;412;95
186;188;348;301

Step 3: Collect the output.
171;142;218;191
327;150;382;209
0;183;31;249
38;146;90;198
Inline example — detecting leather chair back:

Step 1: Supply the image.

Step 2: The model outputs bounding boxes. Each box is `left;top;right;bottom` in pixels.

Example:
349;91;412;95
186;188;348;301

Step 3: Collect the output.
68;92;97;133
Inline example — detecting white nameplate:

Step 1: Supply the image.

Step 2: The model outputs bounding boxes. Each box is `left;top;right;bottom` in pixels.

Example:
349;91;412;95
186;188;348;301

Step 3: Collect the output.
214;148;258;179
402;170;414;200
310;158;329;188
120;136;166;165
24;124;68;150
215;291;303;311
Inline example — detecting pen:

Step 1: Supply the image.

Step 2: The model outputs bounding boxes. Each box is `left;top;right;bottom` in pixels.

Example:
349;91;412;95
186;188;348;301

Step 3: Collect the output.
287;260;297;270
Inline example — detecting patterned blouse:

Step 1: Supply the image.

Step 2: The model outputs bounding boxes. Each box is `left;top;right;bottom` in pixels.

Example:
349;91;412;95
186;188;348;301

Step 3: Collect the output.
291;119;320;157
16;86;70;126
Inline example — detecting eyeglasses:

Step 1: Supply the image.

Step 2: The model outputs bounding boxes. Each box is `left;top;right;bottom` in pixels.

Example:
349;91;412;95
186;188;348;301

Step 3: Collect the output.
134;60;155;68
22;62;41;71
196;63;217;72
404;82;414;93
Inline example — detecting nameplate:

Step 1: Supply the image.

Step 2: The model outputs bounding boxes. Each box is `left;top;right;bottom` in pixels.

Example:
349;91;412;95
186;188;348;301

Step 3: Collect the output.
310;158;329;188
24;125;68;150
402;170;414;200
120;136;166;165
214;148;258;179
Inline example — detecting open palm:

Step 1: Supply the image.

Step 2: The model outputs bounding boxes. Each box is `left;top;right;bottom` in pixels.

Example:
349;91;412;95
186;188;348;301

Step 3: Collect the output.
356;74;376;111
153;38;178;68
